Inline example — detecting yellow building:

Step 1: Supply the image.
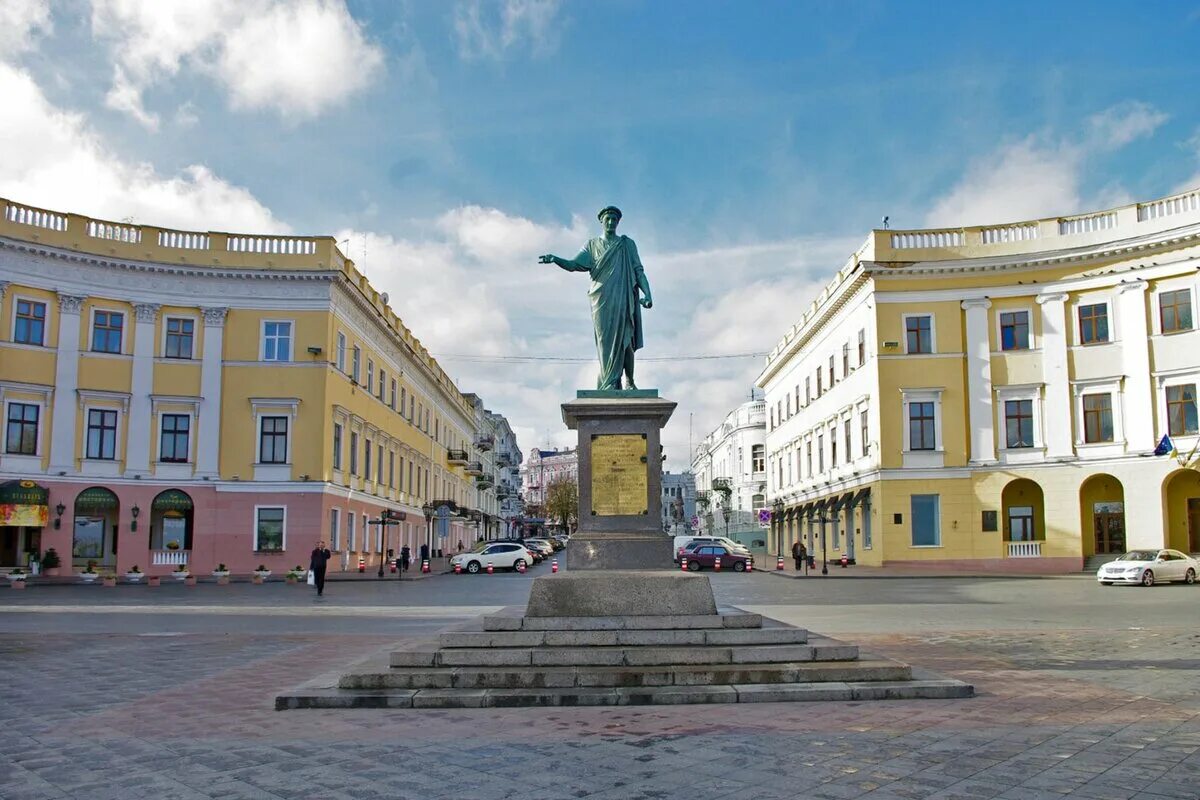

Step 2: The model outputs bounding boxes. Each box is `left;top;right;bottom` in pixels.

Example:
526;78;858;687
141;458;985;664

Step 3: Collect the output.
0;197;506;575
758;188;1200;572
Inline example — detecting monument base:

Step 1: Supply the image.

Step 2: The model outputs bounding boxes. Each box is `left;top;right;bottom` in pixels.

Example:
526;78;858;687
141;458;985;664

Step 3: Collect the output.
563;532;674;571
525;571;717;617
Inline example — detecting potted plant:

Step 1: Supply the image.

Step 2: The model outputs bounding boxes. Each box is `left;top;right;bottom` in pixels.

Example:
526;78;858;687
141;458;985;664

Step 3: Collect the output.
165;540;181;551
147;574;161;587
6;569;28;589
171;564;190;581
252;564;271;584
80;560;100;583
285;565;304;584
212;563;231;584
124;565;143;583
41;548;61;577
101;572;117;588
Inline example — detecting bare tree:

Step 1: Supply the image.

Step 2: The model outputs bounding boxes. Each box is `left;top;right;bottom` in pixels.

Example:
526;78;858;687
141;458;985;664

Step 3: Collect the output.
545;478;579;533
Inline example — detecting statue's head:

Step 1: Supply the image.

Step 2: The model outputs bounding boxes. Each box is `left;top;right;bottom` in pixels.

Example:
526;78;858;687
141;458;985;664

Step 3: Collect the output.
598;206;621;233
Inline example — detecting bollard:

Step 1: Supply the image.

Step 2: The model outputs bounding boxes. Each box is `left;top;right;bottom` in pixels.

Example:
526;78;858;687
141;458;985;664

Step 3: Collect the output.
421;559;430;574
746;559;753;573
776;555;785;571
487;561;494;575
454;563;462;574
714;556;722;572
390;560;397;574
357;556;365;573
840;553;848;568
551;559;558;573
680;556;688;571
517;561;526;573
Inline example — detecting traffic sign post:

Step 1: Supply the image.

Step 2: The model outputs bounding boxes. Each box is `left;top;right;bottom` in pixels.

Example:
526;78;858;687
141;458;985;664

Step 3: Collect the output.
372;509;404;578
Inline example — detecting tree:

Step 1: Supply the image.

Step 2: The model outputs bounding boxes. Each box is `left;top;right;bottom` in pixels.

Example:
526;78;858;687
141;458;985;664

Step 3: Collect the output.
545;478;579;533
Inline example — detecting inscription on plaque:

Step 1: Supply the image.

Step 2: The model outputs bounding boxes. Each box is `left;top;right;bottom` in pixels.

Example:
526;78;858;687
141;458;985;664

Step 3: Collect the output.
591;434;648;516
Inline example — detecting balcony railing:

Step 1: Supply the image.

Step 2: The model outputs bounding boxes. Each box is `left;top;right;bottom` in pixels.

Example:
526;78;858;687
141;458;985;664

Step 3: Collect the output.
475;475;495;489
1006;541;1042;558
496;452;514;467
152;549;189;566
474;434;495;451
447;449;469;465
711;478;732;493
465;461;483;476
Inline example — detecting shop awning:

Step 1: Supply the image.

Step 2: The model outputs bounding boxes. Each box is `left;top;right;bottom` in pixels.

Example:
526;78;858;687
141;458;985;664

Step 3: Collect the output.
850;487;871;508
152;489;193;511
829;491;855;514
806;498;828;518
75;487;118;511
0;480;48;526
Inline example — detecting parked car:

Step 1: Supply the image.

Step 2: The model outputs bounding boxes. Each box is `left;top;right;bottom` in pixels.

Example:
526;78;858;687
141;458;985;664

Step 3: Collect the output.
523;539;555;558
673;535;751;562
546;536;568;551
451;542;533;574
684;544;752;572
1096;549;1198;586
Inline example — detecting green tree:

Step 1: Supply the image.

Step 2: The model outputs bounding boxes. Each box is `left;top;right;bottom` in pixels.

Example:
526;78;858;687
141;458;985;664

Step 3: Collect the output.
545;478;579;533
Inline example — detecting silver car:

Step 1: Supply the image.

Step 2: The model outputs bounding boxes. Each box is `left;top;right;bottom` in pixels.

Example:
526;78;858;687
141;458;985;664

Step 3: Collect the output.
1096;549;1198;586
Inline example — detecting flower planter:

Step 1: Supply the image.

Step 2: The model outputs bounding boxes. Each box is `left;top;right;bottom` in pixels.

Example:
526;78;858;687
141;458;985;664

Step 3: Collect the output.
79;572;99;584
184;576;197;587
43;567;60;577
285;574;298;584
253;570;272;581
147;576;161;587
125;573;144;583
102;577;117;588
171;571;190;582
10;579;26;590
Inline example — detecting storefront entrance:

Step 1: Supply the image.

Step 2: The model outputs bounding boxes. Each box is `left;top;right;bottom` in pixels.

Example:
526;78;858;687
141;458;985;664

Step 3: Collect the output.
1093;502;1126;554
0;480;49;568
73;487;119;567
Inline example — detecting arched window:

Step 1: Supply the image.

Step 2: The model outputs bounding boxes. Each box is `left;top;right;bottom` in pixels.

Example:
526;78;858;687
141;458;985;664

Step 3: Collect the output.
73;487;119;564
151;489;194;552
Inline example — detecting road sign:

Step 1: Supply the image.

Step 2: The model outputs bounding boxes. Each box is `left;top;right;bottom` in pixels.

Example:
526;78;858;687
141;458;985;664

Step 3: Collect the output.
690;515;699;527
757;508;771;529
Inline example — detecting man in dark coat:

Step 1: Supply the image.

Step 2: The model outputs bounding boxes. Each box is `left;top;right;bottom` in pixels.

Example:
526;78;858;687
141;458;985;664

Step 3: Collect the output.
400;545;411;573
791;539;807;572
310;540;332;596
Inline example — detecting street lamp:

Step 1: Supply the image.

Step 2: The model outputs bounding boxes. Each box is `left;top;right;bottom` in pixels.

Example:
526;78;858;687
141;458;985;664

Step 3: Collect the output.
814;513;833;576
422;503;435;564
722;504;731;538
373;510;403;578
772;499;784;558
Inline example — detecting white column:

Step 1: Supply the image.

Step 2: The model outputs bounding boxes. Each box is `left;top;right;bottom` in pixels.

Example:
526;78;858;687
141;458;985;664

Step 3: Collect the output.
1037;293;1073;459
49;294;86;473
1117;281;1154;453
961;298;995;463
124;303;159;476
195;307;227;479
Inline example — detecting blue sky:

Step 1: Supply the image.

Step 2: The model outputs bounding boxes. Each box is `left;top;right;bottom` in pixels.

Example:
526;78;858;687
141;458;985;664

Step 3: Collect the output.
2;1;1200;467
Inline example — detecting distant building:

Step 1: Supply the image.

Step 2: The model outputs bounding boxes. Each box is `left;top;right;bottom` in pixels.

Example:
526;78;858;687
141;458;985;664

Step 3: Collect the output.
661;471;697;533
489;413;523;536
520;447;578;508
690;399;767;537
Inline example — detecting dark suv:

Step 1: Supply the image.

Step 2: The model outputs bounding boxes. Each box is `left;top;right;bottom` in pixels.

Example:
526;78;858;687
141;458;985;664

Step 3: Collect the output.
684;544;752;572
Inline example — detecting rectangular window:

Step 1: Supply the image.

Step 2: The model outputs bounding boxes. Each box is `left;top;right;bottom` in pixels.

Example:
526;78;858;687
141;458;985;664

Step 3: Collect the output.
349;431;359;475
351;346;361;383
330;508;340;550
377;368;386;401
388;451;396;488
259;416;288;463
844;418;852;461
805;377;811;405
377;444;384;484
91;310;124;353
1167;384;1199;436
817;435;824;473
255;507;285;552
908;402;935;450
401;386;407;416
332;423;343;470
785;396;791;418
816;369;823;397
86;409;117;459
164;317;194;359
794;385;800;411
842;343;850;376
159;414;190;462
5;403;38;455
366;359;374;394
1082;394;1114;443
13;299;46;345
408;461;413;493
336;332;346;372
857;329;866;366
860;410;869;456
905;315;932;354
364;438;372;480
911;494;940;547
752;444;765;473
262;321;292;361
1004;399;1034;448
828;354;835;386
347;512;356;552
1078;303;1109;344
390;378;397;409
999;310;1030;351
1160;289;1193;334
806;442;812;476
830;431;837;467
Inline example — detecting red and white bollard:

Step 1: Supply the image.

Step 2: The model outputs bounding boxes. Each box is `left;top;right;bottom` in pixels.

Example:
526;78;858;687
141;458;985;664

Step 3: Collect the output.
357;556;365;573
551;559;558;573
776;556;785;571
390;560;397;573
486;561;494;575
680;556;688;571
840;553;849;568
421;559;430;574
714;556;722;572
746;559;753;573
517;561;526;573
454;563;462;574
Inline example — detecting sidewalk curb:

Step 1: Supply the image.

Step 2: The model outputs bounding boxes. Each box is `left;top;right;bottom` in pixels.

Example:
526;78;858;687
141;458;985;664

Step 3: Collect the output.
755;568;1093;581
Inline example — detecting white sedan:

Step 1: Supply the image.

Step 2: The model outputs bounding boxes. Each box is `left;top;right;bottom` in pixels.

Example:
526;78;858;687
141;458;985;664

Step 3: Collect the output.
451;542;533;574
1096;549;1198;586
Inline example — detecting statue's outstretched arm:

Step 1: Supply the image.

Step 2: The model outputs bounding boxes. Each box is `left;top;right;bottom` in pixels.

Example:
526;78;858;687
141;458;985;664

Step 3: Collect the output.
538;254;590;272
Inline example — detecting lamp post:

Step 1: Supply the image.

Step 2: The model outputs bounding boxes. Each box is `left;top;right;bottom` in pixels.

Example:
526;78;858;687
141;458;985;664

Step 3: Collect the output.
722;504;731;538
422;503;435;564
374;510;402;578
130;504;140;532
772;499;784;558
816;514;832;576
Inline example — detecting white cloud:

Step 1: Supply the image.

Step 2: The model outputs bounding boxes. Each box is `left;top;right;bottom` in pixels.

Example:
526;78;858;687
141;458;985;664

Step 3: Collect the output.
0;63;283;232
0;0;51;59
925;101;1168;227
90;0;384;128
453;0;562;61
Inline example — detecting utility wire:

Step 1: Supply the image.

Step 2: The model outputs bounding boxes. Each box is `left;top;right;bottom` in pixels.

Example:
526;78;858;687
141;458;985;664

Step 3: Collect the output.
432;352;766;364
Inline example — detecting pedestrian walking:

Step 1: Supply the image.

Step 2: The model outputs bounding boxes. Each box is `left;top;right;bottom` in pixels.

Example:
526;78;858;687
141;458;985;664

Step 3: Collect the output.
456;540;464;554
400;545;411;573
419;543;429;564
792;539;807;572
310;540;332;596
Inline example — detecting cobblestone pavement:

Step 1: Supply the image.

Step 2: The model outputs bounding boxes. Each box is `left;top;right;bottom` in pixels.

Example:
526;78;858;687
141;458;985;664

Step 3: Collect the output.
2;578;1199;799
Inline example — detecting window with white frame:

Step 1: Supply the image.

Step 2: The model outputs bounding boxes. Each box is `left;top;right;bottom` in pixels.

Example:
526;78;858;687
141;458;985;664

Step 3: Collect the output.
349;431;359;474
817;434;825;473
377;443;384;484
1167;384;1198;436
332;422;343;471
390;379;397;410
857;329;866;366
1078;303;1109;345
364;438;372;479
347;511;356;551
999;310;1030;351
805;376;811;405
844;418;852;461
259;416;288;463
164;317;194;359
91;310;124;353
751;444;764;474
336;332;346;372
159;414;190;462
13;299;46;345
367;359;374;394
85;409;118;459
1082;394;1114;443
806;440;812;476
1004;400;1035;448
904;314;933;354
842;342;850;375
1160;288;1193;334
5;402;39;455
901;388;944;454
330;508;341;550
351;346;361;383
378;368;386;401
262;321;292;361
255;507;285;552
860;409;869;457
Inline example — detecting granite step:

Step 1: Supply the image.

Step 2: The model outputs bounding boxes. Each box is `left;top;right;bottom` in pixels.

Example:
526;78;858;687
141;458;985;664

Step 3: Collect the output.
340;659;908;690
278;678;973;710
439;626;808;649
481;613;762;632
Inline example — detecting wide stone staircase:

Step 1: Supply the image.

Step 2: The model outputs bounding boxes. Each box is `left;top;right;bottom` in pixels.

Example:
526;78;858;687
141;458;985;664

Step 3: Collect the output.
277;609;973;709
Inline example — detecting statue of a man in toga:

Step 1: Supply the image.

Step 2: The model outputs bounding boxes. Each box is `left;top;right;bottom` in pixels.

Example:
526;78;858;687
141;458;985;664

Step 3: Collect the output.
539;206;653;391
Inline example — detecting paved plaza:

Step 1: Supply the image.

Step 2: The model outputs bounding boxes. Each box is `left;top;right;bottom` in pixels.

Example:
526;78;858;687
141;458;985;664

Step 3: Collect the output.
2;566;1199;800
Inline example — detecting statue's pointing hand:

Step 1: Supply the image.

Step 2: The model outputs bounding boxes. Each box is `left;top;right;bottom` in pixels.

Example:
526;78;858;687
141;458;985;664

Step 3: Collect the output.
538;254;556;265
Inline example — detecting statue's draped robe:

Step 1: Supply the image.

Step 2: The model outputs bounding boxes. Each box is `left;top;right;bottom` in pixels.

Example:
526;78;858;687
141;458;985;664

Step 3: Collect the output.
570;235;645;390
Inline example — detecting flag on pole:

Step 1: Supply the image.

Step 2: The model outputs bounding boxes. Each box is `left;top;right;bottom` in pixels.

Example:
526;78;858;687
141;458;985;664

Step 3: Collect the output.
1153;434;1175;457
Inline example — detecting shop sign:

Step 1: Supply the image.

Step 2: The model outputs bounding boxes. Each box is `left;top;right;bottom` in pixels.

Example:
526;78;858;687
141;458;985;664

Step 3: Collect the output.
152;489;193;511
0;480;49;526
75;487;118;511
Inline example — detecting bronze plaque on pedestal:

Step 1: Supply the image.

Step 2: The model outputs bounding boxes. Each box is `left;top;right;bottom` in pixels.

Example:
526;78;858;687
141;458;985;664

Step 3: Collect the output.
591;434;648;516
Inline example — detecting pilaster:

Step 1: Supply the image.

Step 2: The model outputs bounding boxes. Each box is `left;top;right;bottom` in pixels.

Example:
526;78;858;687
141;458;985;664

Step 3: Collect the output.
124;303;160;476
195;307;227;478
961;298;995;463
48;294;86;473
1036;293;1073;459
1116;281;1154;453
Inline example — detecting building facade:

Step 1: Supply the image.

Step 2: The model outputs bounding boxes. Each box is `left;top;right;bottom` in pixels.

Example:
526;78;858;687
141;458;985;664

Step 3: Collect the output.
660;471;697;534
0;197;516;575
689;399;767;536
758;187;1200;571
490;413;523;536
520;447;578;509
